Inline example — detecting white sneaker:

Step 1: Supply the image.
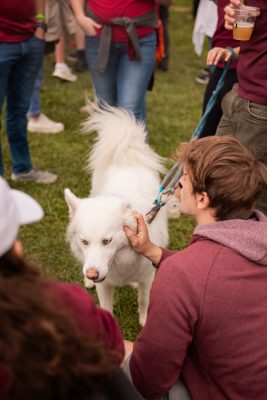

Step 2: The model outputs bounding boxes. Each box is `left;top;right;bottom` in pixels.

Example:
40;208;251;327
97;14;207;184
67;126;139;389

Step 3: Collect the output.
27;114;64;134
53;65;77;82
11;168;57;184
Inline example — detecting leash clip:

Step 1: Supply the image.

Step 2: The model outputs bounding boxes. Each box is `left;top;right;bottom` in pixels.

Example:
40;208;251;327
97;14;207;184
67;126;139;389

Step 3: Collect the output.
145;202;162;224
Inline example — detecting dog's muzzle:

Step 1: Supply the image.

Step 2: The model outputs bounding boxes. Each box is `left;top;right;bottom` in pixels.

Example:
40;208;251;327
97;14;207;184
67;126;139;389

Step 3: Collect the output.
86;267;106;283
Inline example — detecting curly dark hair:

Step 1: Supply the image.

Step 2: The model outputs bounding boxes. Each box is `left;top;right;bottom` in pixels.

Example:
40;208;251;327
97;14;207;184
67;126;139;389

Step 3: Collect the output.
0;248;121;400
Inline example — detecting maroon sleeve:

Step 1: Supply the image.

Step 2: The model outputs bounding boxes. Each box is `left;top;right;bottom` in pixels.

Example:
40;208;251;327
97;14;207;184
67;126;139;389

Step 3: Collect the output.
46;281;124;360
160;248;176;262
152;248;177;268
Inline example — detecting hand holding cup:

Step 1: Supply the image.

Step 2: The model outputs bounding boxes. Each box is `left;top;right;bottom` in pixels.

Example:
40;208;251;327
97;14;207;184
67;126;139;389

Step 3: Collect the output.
224;0;260;40
232;5;260;41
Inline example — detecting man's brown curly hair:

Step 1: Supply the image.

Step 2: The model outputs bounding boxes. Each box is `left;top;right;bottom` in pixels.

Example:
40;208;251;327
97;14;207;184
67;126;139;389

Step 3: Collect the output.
174;135;267;220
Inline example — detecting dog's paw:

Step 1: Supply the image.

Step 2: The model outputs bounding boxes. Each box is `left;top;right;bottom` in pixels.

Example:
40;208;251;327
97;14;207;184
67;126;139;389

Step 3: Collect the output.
84;276;95;289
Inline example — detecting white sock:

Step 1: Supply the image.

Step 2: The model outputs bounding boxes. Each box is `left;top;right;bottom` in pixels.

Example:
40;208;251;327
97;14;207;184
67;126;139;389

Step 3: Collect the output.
55;63;68;70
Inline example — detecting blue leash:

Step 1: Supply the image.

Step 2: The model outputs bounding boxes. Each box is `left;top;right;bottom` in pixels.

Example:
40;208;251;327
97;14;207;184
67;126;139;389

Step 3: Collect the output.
146;47;236;223
191;47;236;139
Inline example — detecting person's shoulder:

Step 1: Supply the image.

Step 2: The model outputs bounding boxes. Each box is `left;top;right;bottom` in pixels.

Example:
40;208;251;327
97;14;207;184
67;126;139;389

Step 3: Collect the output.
154;237;223;298
44;279;88;299
156;237;230;298
161;235;223;273
151;238;224;313
43;279;124;356
43;280;105;332
44;280;98;321
192;233;227;251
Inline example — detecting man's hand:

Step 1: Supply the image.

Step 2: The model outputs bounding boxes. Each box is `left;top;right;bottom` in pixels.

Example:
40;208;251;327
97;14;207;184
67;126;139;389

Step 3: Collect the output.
207;46;240;65
224;0;242;30
207;47;232;65
34;27;45;41
123;212;162;265
224;0;260;30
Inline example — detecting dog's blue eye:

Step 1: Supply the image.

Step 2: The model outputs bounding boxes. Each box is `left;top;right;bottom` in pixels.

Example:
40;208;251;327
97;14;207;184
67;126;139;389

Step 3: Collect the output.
102;238;112;246
81;239;89;246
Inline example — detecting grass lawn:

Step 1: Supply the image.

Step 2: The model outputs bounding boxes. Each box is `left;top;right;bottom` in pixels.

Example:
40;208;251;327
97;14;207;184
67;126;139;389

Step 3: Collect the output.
1;0;207;340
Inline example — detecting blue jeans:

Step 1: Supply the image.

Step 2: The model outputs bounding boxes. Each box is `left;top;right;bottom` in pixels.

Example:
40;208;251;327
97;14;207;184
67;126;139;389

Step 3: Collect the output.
0;36;44;175
85;31;156;123
28;63;44;117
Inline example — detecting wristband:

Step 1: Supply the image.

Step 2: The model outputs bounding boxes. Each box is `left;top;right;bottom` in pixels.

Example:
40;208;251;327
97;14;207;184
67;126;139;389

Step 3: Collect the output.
35;14;45;21
35;21;47;32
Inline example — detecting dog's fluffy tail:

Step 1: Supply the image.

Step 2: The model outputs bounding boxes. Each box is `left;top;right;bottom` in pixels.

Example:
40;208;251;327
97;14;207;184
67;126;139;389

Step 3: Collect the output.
83;102;166;175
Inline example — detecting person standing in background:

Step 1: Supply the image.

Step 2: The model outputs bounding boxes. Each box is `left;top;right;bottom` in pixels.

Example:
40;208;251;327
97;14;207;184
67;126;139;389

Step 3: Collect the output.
198;0;240;138
27;0;79;135
52;0;78;82
157;1;172;71
192;0;218;85
70;0;159;124
216;0;267;215
0;0;57;183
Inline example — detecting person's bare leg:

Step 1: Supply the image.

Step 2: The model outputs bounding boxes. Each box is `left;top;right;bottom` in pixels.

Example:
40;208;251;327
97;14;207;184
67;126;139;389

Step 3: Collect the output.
53;35;77;82
55;35;65;64
76;27;85;51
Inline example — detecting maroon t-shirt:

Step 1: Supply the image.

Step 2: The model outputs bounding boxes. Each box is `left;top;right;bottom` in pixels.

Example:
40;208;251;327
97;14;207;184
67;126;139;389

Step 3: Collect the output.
212;0;239;69
0;0;35;42
88;0;156;42
237;0;267;104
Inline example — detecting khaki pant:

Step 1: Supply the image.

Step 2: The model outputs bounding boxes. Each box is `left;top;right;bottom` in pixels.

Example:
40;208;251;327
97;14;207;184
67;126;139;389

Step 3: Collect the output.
216;84;267;215
45;0;77;42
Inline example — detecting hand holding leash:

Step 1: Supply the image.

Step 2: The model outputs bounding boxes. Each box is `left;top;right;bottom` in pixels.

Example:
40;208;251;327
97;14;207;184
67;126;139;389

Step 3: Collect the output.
207;47;237;66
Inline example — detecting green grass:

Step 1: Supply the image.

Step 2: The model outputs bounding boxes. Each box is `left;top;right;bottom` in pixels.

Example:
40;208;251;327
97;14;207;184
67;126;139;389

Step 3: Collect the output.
1;0;207;341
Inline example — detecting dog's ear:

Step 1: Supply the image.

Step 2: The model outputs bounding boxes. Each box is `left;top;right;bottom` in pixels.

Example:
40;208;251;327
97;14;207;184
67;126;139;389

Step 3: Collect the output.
64;189;81;218
122;202;137;234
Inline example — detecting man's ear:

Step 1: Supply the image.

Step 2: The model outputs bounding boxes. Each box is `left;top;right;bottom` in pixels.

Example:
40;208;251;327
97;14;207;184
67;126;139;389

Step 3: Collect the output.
196;191;210;210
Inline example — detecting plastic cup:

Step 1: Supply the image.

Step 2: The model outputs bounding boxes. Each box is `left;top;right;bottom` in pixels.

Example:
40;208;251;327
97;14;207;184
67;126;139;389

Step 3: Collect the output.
232;6;260;41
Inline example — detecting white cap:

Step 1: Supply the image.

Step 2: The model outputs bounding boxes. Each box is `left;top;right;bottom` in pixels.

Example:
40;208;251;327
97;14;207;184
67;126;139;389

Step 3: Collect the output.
0;177;44;257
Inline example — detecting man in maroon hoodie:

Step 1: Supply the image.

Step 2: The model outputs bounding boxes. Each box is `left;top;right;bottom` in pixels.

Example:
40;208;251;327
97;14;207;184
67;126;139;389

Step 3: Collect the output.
216;0;267;216
123;135;267;400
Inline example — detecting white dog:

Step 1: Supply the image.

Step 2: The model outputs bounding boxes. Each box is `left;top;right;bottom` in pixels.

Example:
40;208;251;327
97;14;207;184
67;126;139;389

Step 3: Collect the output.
65;103;169;326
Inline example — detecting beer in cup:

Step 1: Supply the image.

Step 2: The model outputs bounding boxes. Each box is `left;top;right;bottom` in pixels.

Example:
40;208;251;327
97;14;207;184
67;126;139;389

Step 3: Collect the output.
233;6;260;41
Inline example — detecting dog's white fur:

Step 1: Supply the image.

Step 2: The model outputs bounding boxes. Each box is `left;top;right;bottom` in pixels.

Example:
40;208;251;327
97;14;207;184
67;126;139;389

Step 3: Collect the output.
65;103;169;326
